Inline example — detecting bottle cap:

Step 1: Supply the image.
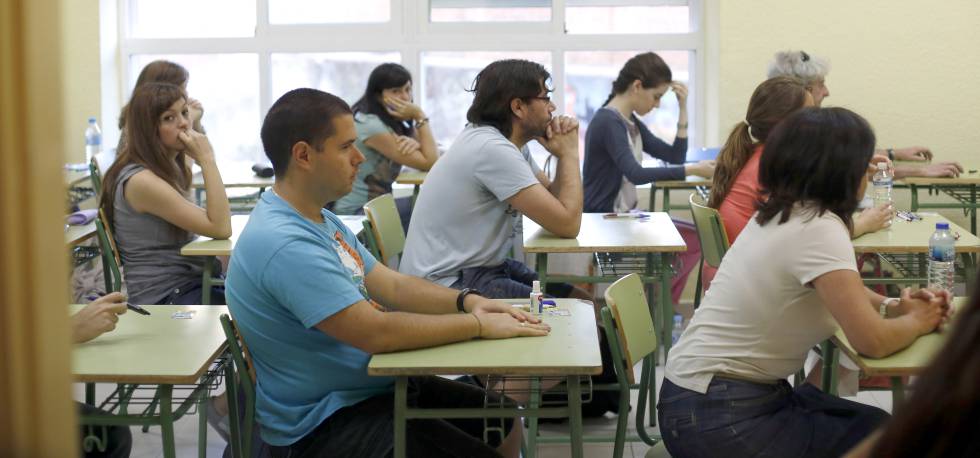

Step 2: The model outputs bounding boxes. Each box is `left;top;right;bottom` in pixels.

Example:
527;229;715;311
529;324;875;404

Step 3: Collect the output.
877;162;887;170
936;223;950;230
88;117;96;123
532;280;540;293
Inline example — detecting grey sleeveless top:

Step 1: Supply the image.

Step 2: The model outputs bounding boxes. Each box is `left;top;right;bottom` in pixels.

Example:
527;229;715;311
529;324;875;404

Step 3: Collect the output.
112;163;207;304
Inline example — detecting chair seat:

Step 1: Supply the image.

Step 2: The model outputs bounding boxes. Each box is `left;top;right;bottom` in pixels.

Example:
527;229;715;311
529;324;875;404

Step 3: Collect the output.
644;441;671;458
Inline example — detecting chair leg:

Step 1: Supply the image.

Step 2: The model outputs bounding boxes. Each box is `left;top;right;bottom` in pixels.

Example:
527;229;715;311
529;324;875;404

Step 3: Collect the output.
693;260;704;310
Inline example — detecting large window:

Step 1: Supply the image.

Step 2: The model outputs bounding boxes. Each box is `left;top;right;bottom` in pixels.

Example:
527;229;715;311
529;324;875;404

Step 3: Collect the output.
110;0;705;164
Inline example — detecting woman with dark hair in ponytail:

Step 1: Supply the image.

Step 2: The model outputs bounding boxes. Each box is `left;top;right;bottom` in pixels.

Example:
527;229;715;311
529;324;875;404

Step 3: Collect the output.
333;63;438;227
583;52;713;305
703;76;891;287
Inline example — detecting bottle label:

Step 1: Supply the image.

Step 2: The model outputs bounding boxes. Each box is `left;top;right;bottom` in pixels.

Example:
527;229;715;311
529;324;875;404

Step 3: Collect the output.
930;246;955;262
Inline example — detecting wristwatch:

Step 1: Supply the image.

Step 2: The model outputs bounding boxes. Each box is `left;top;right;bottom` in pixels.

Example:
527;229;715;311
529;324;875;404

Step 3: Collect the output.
879;297;899;318
456;288;481;313
887;148;895;161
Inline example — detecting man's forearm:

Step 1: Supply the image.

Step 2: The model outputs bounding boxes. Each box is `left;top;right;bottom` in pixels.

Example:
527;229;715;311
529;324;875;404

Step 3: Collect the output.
547;154;583;214
376;271;461;314
371;311;480;353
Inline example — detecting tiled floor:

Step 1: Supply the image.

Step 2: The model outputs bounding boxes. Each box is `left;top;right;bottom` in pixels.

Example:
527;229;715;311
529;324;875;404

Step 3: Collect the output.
79;363;894;458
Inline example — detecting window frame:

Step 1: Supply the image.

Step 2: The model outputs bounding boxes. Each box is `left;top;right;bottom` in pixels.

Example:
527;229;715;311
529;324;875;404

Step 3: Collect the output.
103;0;711;154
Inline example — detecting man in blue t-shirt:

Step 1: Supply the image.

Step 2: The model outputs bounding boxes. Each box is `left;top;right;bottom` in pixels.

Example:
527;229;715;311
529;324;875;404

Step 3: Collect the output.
226;88;549;458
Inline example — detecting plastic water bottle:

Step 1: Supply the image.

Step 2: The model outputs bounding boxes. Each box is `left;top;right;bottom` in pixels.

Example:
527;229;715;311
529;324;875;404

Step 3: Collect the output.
529;280;543;315
671;315;684;345
928;222;955;292
872;162;893;208
84;117;102;164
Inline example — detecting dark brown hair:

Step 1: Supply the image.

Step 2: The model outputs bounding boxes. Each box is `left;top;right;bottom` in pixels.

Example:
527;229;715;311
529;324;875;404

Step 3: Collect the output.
118;60;189;129
708;76;808;208
261;88;353;178
466;59;551;139
100;83;191;228
603;52;672;106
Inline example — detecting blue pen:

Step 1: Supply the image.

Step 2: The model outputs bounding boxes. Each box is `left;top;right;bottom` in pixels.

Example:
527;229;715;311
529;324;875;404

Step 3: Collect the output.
86;295;151;316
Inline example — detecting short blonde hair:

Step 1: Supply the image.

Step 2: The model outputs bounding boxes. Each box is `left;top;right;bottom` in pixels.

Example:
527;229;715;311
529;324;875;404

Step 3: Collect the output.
767;50;830;85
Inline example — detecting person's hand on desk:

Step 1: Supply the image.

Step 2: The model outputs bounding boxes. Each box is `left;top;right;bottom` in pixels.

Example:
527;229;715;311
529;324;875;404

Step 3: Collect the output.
463;295;550;338
684;160;715;178
463;295;543;324
894;287;951;335
537;115;579;159
394;135;421;156
72;292;128;344
853;203;894;237
893;146;932;162
896;162;964;179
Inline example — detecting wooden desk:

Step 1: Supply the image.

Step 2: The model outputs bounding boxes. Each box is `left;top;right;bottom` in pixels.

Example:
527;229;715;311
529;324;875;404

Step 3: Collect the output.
191;163;275;210
73;304;228;458
395;170;427;208
66;222;97;246
825;298;964;405
369;299;602;458
639;176;712;212
901;167;980;234
851;214;979;290
181;214;367;303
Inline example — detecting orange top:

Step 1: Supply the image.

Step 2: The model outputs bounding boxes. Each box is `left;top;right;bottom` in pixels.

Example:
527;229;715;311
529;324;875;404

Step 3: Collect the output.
718;144;765;242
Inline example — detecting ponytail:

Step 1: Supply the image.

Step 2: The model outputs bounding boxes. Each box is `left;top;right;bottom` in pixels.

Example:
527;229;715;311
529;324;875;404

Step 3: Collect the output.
709;121;757;208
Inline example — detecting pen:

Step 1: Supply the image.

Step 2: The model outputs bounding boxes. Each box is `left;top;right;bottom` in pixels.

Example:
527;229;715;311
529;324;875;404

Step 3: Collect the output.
86;295;151;315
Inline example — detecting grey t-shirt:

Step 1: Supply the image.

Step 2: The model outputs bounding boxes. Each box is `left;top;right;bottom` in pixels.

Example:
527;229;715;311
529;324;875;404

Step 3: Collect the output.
399;125;541;286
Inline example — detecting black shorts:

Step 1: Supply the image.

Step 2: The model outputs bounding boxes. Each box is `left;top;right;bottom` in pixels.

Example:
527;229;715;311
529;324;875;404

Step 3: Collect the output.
270;376;516;458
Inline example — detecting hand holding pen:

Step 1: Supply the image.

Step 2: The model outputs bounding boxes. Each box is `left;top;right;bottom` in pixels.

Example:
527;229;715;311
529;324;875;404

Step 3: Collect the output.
86;294;151;315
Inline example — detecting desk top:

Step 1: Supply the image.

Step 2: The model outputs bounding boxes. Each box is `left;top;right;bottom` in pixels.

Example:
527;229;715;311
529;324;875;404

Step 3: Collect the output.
192;163;275;189
65;169;91;187
395;170;427;185
66;222;97;246
368;299;602;376
522;212;687;254
181;214;366;256
851;213;980;253
72;304;228;384
646;176;713;189
832;298;964;376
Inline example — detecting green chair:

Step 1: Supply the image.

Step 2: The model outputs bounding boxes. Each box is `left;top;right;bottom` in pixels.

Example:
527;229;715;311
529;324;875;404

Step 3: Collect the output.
602;273;665;458
362;194;406;268
94;208;122;293
688;193;730;308
89;156;103;196
220;313;257;458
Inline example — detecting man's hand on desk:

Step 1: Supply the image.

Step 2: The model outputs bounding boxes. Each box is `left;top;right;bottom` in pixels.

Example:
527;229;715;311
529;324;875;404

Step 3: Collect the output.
895;162;964;179
72;292;128;344
464;295;551;338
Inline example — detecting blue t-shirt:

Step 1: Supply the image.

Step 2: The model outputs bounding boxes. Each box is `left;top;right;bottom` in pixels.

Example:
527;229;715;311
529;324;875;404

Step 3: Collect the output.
225;190;391;446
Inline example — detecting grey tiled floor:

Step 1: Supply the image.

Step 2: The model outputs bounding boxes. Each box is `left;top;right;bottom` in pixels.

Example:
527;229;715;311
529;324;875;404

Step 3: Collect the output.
78;363;892;458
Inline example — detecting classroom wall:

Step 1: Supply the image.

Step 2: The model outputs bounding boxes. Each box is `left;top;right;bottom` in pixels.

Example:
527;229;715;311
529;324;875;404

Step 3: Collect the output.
61;0;101;164
717;0;980;166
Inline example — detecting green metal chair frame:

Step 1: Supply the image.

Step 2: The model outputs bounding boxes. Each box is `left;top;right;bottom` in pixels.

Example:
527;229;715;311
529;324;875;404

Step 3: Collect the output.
220;313;257;458
94;208;122;293
601;273;663;458
89;155;103;196
688;193;730;309
362;194;406;268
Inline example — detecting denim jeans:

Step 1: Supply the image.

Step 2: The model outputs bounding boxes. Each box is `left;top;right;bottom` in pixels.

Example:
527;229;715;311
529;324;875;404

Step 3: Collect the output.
450;258;573;299
657;377;888;458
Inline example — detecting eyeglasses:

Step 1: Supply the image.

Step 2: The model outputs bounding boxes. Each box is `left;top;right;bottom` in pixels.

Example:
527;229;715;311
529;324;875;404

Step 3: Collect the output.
800;50;810;62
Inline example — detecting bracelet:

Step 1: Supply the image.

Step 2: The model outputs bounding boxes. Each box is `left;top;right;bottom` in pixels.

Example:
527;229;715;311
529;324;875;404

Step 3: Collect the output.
887;148;895;161
677;122;688;129
415;117;429;127
472;314;482;339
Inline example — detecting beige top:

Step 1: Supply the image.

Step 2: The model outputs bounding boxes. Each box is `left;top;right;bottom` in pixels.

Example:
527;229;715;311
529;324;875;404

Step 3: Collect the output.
522;212;687;254
368;299;601;376
666;207;856;393
851;213;980;253
833;297;965;376
181;213;366;256
72;304;228;384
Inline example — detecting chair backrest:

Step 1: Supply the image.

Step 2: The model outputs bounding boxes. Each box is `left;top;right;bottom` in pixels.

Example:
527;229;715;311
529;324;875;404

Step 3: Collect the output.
688;193;730;268
603;273;658;385
362;194;405;267
88;155;103;196
95;208;123;292
220;313;257;458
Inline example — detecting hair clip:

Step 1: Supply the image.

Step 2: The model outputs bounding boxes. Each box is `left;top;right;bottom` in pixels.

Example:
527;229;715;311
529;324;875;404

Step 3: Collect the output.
800;51;810;62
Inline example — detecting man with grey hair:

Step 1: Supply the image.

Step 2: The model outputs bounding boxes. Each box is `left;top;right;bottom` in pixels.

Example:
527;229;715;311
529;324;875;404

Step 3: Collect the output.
768;50;963;178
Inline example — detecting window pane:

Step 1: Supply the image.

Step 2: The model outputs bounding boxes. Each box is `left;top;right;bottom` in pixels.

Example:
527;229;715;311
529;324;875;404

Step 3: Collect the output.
566;2;690;34
430;0;550;22
565;50;692;149
130;54;262;163
271;53;401;107
269;0;390;24
421;51;552;147
128;0;256;38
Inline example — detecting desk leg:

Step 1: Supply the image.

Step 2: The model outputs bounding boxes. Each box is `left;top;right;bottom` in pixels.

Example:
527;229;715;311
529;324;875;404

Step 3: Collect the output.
820;341;839;396
411;185;420;210
85;382;95;405
972;184;977;235
662;189;671;214
202;259;213;305
649;187;657;211
536;253;549;291
394;377;408;458
910;184;919;213
891;376;905;406
659;254;674;357
567;375;584;458
159;385;176;458
963;252;977;297
526;377;541;458
198;393;207;458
